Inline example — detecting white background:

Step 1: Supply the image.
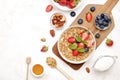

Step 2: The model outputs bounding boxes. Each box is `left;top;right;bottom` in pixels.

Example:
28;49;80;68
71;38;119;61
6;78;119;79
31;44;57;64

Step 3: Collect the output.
0;0;120;80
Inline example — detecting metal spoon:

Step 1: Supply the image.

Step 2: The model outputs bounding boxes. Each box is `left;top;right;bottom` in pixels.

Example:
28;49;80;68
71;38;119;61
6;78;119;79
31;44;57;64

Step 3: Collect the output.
46;57;74;80
26;57;31;80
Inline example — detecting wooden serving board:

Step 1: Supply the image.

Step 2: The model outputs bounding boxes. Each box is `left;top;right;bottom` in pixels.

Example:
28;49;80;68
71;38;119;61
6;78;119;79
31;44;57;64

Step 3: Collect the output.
52;0;118;70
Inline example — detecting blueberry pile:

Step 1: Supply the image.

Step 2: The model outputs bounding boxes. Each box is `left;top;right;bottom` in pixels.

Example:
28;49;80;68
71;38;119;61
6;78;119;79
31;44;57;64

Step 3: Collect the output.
95;13;111;30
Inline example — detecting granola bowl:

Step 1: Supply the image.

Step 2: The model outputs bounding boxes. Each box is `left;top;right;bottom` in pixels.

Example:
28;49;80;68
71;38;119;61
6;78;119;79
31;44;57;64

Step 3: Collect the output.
57;25;96;64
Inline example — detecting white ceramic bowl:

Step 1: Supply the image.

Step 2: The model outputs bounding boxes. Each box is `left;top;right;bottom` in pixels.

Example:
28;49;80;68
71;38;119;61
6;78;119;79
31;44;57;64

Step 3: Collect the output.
31;64;44;77
51;0;81;11
57;25;96;64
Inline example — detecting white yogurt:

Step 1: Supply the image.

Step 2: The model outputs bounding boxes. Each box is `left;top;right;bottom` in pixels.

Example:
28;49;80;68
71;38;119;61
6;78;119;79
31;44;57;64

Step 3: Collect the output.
93;56;114;71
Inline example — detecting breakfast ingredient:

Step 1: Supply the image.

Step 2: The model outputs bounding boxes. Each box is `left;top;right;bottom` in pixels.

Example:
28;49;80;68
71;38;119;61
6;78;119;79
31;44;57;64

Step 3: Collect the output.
95;13;111;30
32;64;44;75
93;56;114;71
41;45;48;52
106;39;113;47
90;6;96;12
41;38;46;42
51;13;66;28
86;12;92;22
95;33;100;38
70;11;76;17
46;57;57;68
54;0;80;9
86;67;90;73
50;29;55;37
46;5;53;12
78;19;83;24
67;30;94;56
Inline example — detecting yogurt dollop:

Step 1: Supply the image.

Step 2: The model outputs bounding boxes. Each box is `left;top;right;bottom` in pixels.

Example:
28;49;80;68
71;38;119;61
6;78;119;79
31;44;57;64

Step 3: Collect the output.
93;56;115;71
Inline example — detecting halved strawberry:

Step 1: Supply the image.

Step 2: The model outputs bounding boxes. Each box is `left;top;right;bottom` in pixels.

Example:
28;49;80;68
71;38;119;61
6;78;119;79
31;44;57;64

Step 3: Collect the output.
59;0;67;6
72;50;79;56
86;39;93;47
68;37;76;43
68;2;75;9
78;43;85;48
81;32;89;40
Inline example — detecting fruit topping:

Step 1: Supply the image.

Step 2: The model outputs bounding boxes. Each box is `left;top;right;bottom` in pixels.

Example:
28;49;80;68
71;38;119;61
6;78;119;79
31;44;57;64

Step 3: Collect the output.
90;6;96;12
86;12;92;22
106;39;113;47
46;5;53;12
54;0;80;9
95;13;111;30
84;47;89;52
78;19;83;24
78;43;85;48
68;37;76;43
41;45;48;52
70;11;76;17
51;13;66;28
72;50;79;56
95;33;100;38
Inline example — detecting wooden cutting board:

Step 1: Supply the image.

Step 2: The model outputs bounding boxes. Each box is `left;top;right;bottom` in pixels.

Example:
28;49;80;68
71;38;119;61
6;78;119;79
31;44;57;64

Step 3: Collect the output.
52;0;118;70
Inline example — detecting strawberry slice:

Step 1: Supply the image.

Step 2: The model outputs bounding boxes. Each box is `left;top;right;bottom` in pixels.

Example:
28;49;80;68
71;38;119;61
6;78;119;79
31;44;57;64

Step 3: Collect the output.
81;32;89;40
46;5;53;12
86;12;92;22
78;43;85;48
86;39;93;47
72;50;79;56
68;37;76;43
59;0;67;6
68;2;75;9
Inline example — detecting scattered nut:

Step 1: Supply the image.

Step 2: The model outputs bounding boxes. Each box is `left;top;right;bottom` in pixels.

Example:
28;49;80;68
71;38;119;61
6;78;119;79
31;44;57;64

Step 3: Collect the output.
86;67;90;73
50;29;55;37
41;38;46;42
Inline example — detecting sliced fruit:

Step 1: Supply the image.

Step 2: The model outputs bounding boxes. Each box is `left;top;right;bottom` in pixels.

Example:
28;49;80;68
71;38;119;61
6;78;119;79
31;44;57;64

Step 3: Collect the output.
70;11;76;17
68;2;75;9
86;39;93;47
69;43;77;50
59;0;67;6
77;48;85;53
81;32;89;40
68;36;76;43
46;5;53;12
41;45;48;52
106;39;113;47
75;35;82;42
78;43;85;48
86;12;92;22
72;50;79;56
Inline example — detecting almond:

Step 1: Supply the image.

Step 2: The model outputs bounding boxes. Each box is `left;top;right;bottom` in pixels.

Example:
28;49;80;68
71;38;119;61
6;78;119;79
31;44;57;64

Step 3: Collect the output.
86;67;90;73
50;29;55;37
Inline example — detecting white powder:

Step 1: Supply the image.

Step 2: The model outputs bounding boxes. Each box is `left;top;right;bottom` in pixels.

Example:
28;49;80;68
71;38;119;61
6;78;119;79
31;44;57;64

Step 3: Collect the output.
94;56;114;71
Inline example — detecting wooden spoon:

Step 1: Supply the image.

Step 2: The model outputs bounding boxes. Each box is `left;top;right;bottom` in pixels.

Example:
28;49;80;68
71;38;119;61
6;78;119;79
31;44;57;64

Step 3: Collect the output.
46;57;74;80
26;57;31;80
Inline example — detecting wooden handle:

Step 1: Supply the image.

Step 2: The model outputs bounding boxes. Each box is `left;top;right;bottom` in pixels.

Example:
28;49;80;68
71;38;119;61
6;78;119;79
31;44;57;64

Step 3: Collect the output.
56;66;74;80
26;64;29;80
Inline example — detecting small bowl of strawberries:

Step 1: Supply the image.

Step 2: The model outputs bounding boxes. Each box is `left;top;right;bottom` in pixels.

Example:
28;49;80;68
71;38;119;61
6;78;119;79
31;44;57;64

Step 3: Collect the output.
51;0;81;11
57;25;96;64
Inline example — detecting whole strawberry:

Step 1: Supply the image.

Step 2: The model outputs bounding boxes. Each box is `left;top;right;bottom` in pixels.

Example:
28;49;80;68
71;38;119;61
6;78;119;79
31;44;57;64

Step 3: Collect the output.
106;39;113;47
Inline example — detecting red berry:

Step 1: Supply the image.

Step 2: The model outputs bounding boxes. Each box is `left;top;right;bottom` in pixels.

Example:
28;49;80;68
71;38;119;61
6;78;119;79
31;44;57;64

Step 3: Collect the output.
68;2;75;9
46;5;53;12
72;50;79;56
78;43;85;48
81;32;89;40
106;39;113;47
68;37;76;43
86;39;93;47
59;0;67;6
86;12;92;22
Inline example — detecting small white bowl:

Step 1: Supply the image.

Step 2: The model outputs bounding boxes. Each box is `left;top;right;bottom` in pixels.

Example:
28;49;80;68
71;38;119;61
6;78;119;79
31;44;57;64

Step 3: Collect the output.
31;64;44;77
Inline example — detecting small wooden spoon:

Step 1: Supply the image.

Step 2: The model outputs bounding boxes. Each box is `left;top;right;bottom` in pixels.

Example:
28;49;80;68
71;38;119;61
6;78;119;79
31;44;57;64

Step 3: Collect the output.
26;57;31;80
46;57;74;80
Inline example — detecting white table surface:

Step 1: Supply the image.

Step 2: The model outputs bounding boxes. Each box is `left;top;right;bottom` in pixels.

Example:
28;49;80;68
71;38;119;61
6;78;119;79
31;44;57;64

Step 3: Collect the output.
0;0;120;80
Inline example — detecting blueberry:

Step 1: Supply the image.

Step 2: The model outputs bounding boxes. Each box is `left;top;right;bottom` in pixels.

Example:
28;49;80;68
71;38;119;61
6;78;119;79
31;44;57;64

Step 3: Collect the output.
98;20;103;25
103;21;108;26
96;16;102;20
70;11;76;17
99;25;105;30
84;47;89;52
90;6;96;12
78;19;83;24
101;13;105;18
95;33;100;38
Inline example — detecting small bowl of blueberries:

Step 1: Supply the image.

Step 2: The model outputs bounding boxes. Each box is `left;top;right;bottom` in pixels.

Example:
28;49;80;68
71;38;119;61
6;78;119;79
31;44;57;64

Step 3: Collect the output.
95;13;111;30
